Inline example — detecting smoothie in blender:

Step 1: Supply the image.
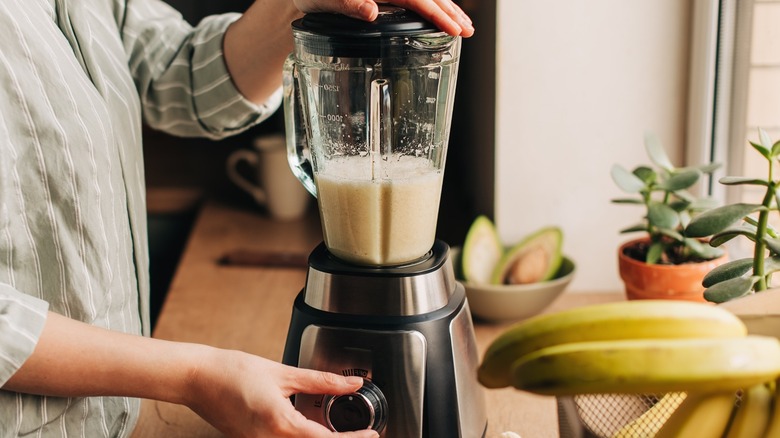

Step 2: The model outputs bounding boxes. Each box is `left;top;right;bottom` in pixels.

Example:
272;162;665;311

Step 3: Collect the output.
315;154;443;266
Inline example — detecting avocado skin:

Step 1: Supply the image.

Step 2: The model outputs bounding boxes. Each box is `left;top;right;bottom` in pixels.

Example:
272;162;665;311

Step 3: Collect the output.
491;227;563;285
461;215;503;285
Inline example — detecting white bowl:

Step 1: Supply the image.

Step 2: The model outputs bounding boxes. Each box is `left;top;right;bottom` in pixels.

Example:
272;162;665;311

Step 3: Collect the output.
451;247;576;322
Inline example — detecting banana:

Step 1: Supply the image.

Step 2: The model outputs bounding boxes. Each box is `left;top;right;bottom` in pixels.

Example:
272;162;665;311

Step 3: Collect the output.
723;381;774;438
654;391;736;438
478;300;747;388
761;379;780;438
611;392;687;438
509;336;780;396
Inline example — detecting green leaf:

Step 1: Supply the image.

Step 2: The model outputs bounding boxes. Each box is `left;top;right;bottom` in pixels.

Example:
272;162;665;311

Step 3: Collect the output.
743;216;760;228
741;216;777;238
759;127;772;148
679;210;691;229
709;233;737;247
750;141;771;159
684;238;724;260
685;203;764;237
710;226;757;247
765;237;780;254
704;277;758;303
775;191;780;215
646;241;664;264
659;169;701;192
673;189;696;203
647;201;679;229
702;258;754;287
677;163;720;174
668;199;692;213
619;223;648;234
633;166;657;185
658;227;684;241
765;255;780;273
611;198;644;204
773;139;780;157
719;176;769;186
611;164;646;193
645;132;674;171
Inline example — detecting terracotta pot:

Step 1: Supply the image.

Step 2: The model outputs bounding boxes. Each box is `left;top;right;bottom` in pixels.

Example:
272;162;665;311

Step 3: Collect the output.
618;238;729;302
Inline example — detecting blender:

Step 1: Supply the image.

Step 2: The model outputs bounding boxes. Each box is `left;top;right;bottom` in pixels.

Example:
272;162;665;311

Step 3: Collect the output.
281;6;487;437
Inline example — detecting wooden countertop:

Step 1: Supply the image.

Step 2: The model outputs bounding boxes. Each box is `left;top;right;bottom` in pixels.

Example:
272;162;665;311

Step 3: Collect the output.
131;199;623;438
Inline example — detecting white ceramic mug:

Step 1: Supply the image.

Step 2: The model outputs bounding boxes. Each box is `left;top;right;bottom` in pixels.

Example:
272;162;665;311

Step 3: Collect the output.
227;134;310;221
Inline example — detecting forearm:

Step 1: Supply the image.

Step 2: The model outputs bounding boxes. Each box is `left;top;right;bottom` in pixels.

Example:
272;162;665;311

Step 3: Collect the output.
223;0;301;104
2;311;374;437
3;311;206;405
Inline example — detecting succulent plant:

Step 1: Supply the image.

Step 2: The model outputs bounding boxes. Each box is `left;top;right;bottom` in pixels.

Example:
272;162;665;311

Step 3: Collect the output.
611;133;723;265
686;128;780;303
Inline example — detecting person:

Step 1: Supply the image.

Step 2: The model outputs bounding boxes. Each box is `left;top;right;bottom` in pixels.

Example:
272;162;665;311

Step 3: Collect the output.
0;0;473;437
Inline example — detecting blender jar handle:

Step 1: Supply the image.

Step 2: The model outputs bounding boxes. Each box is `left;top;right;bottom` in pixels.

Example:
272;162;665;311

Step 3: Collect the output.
283;54;318;197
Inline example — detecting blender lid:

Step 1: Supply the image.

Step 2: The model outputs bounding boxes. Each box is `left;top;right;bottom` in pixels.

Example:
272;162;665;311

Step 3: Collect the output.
293;5;440;38
291;6;456;57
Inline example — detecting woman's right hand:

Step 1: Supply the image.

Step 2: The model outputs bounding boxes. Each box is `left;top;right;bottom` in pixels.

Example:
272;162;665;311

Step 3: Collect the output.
184;347;380;438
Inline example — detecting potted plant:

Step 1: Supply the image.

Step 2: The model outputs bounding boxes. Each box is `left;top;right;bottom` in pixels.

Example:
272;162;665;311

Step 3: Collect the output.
685;128;780;304
611;133;727;301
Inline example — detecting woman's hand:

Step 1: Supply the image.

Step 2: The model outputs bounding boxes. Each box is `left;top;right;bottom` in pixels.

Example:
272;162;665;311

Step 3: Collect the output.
292;0;474;37
185;348;380;438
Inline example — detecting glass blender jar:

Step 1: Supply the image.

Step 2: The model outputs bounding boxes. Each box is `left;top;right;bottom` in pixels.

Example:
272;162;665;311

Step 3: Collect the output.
284;5;461;266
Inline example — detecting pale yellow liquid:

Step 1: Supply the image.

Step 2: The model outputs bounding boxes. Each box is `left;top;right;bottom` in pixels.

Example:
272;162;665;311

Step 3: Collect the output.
315;155;444;266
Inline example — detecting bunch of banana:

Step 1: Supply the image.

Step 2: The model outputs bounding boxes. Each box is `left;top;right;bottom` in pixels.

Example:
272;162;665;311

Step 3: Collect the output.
477;299;780;437
478;300;754;389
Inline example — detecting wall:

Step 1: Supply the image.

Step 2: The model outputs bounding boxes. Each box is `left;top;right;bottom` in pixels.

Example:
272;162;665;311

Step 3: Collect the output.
490;1;693;292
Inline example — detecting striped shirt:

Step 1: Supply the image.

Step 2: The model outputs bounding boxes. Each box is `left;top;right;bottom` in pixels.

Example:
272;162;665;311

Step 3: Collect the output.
0;0;279;436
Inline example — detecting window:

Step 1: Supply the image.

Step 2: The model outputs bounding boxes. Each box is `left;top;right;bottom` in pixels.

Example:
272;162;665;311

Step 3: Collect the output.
691;0;780;258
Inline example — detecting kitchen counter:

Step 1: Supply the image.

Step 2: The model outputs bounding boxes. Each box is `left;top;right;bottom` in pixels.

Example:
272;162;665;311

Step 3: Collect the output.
131;199;623;438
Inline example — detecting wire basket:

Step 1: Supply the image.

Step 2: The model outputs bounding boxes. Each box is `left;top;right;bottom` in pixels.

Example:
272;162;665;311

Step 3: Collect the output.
557;393;691;438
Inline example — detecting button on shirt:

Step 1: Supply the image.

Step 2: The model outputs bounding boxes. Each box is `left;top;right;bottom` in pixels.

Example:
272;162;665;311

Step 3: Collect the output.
0;0;279;436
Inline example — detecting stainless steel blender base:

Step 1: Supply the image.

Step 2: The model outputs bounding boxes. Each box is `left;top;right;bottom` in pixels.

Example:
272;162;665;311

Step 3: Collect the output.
282;241;487;438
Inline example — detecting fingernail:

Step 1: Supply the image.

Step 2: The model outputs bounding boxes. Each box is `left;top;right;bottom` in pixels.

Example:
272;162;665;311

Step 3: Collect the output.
359;2;377;20
346;376;364;386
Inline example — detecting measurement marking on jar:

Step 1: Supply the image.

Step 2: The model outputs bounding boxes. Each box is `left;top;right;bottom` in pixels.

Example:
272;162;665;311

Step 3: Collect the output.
322;84;340;92
323;114;344;123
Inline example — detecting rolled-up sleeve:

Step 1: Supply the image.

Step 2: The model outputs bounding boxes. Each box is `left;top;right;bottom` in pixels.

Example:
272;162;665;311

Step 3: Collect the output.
121;0;280;139
0;284;48;387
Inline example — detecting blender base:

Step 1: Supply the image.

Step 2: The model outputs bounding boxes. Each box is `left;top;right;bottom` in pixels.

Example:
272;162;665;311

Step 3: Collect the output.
282;262;487;437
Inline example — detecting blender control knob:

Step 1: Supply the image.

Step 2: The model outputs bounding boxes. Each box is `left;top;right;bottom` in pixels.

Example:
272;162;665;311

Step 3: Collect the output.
325;379;388;433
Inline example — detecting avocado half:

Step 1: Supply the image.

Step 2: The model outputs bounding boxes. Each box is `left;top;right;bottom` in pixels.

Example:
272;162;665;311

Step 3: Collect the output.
461;216;503;285
491;226;563;285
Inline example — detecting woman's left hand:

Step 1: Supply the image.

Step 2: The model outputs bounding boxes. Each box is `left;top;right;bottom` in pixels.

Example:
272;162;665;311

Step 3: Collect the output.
292;0;474;37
